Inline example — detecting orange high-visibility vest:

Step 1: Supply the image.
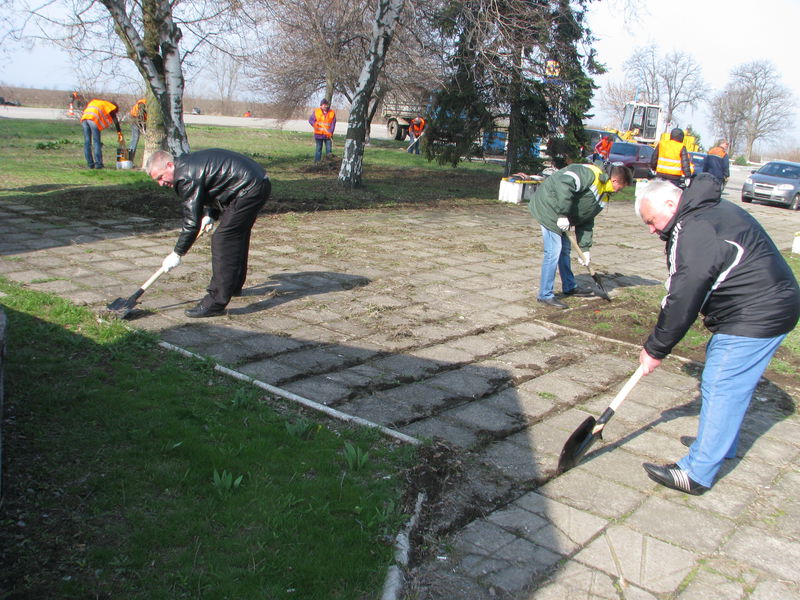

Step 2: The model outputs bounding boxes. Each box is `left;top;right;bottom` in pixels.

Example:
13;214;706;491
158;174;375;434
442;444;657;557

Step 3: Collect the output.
655;139;686;177
130;98;146;120
410;117;425;136
81;99;118;131
313;107;335;137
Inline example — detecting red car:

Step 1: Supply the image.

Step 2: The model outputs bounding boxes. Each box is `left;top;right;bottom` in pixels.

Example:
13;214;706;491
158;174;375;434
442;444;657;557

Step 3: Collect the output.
607;142;655;179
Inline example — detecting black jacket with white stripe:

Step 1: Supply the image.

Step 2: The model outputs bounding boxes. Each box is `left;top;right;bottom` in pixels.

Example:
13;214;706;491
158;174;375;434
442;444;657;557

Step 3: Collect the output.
644;174;800;360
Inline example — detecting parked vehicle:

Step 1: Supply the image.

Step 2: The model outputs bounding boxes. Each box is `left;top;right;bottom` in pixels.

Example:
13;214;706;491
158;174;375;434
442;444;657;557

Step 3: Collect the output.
741;160;800;210
607;142;654;178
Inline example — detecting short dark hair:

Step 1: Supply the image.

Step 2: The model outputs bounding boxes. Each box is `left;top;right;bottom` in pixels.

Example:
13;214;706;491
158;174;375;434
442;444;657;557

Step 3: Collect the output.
320;99;330;106
610;165;633;187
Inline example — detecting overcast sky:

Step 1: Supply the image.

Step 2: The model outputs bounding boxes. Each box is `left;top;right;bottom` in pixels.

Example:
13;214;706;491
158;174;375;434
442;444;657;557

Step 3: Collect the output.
2;0;798;147
586;0;800;146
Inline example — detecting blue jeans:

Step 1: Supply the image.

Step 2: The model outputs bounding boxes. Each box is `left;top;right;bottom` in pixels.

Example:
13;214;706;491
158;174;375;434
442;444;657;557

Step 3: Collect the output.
538;226;575;300
314;137;332;162
678;332;787;487
82;119;103;168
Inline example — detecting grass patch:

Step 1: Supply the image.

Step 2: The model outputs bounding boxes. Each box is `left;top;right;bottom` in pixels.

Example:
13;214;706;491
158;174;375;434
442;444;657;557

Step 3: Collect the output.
0;278;416;599
552;253;800;387
0;118;506;222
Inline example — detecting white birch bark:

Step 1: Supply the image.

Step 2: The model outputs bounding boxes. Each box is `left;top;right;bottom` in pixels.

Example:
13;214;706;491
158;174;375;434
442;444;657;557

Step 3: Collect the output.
337;0;404;188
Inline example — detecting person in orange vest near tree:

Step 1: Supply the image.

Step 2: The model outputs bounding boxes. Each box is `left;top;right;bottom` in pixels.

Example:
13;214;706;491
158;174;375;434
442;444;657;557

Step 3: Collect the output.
80;98;122;169
649;127;692;187
127;98;147;163
593;134;613;162
407;116;426;154
308;98;336;162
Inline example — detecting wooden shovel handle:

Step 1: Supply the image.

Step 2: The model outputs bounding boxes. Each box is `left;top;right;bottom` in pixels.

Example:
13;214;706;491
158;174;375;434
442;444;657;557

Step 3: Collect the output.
591;365;645;434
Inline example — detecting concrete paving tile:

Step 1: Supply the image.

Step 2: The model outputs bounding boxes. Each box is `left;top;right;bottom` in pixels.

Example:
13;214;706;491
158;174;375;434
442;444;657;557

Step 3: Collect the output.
574;524;696;593
537;469;646;519
573;447;656;490
616;428;688;462
715;455;782;488
507;420;569;457
399;417;479;448
410;344;475;365
522;560;619;599
675;565;746;600
625;495;735;552
336;393;419;426
442;400;521;432
749;579;800;600
485;387;556;420
487;537;562;592
27;279;82;293
4;269;52;283
678;477;760;520
517;374;594;405
425;367;497;399
737;435;799;467
510;491;608;554
480;439;551;481
236;358;308;385
280;375;353;405
722;525;800;582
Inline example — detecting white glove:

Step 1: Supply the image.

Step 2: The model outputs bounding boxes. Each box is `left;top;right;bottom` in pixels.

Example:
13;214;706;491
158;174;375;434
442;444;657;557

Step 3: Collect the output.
556;217;570;231
200;216;216;233
162;251;181;272
577;251;591;267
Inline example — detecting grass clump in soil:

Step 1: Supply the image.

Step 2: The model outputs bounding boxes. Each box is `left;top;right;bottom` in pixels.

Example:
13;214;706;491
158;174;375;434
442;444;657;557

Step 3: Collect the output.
0;278;416;599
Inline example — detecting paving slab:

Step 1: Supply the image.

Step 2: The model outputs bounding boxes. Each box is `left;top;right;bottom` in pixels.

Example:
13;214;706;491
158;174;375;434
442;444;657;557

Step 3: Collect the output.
1;184;798;600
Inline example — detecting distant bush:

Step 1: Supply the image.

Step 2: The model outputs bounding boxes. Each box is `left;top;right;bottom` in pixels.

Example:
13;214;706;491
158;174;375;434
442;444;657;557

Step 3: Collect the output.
733;155;749;166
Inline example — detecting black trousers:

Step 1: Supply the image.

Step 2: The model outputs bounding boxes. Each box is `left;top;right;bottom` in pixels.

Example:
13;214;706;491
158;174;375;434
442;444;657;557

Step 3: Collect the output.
203;179;270;309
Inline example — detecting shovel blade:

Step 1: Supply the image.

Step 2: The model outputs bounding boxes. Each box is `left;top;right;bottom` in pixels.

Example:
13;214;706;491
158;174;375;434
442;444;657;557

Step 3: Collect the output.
557;415;601;474
591;274;612;302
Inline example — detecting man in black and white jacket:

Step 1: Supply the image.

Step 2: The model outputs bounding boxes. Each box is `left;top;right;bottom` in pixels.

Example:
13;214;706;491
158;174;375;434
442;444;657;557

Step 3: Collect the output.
634;174;799;494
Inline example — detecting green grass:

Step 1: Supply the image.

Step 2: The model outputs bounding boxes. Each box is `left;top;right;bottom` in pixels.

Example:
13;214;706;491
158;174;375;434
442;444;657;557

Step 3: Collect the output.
0;279;416;599
0;118;506;217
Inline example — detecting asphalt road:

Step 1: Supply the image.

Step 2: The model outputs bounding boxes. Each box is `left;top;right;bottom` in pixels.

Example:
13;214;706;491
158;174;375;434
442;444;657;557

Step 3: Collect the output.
0;104;394;140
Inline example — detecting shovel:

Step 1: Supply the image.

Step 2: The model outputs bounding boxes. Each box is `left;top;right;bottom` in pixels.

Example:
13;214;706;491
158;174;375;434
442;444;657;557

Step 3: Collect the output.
567;230;611;301
105;266;167;319
556;365;644;474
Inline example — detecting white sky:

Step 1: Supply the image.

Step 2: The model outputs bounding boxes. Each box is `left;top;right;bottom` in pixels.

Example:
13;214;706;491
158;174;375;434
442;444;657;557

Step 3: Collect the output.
3;0;799;147
586;0;800;146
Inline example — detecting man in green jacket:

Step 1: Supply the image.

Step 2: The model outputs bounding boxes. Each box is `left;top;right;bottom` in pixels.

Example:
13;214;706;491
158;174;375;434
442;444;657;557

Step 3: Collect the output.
529;162;632;308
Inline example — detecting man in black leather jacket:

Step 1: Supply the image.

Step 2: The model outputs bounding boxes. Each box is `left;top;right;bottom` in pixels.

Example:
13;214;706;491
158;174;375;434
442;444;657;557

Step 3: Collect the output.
634;175;799;494
145;148;271;317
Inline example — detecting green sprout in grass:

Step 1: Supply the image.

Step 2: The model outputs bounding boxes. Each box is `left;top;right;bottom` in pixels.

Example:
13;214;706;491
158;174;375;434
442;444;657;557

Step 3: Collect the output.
343;441;370;471
212;469;244;496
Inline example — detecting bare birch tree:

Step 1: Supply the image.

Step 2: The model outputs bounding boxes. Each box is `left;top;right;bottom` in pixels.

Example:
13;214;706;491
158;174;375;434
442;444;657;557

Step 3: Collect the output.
597;79;639;126
337;0;404;188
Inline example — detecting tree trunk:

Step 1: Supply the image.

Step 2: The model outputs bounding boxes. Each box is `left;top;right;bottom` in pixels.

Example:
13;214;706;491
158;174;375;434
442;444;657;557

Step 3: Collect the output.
101;0;190;156
337;0;404;189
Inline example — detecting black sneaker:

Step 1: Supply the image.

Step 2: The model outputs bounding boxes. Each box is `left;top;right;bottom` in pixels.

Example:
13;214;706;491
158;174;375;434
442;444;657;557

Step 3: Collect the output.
537;296;568;309
185;303;226;318
563;286;594;297
680;435;695;448
643;462;709;495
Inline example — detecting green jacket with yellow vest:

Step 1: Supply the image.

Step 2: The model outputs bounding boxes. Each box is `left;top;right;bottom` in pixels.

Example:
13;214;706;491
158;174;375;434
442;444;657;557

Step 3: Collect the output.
528;163;614;250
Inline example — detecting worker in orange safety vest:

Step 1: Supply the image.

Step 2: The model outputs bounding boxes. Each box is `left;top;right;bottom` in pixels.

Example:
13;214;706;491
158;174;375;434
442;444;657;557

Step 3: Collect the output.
308;99;336;162
128;98;147;163
650;127;691;186
593;135;613;162
80;98;121;169
407;116;426;154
